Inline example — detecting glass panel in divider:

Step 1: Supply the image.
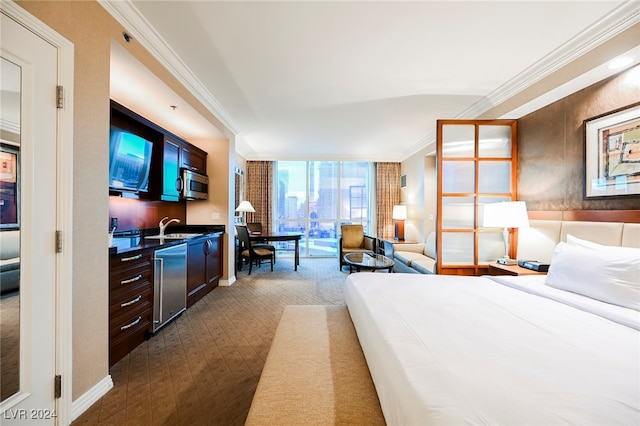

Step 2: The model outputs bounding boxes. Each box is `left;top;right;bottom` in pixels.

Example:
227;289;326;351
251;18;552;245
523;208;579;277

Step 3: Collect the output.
478;125;512;158
478;232;505;263
442;124;475;157
442;161;475;193
441;232;475;265
442;196;475;229
478;161;512;193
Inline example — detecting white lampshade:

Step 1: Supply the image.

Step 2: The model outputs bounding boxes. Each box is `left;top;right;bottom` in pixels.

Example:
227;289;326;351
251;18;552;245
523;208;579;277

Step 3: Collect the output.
482;201;529;229
392;205;407;220
235;200;256;213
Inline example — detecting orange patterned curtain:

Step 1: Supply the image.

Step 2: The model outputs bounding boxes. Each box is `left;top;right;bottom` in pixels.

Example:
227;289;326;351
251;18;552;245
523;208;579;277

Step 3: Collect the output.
376;162;401;240
245;161;273;232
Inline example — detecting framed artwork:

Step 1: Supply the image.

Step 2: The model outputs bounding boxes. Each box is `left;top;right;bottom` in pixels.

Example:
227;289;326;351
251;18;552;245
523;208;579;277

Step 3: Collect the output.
584;102;640;198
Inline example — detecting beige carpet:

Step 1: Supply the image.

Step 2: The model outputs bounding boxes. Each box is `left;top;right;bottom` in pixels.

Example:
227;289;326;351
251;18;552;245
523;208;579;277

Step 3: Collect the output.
73;257;356;425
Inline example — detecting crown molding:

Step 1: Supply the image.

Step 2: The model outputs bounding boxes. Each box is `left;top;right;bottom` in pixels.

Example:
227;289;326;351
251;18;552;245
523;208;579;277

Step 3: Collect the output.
98;0;240;135
404;0;640;161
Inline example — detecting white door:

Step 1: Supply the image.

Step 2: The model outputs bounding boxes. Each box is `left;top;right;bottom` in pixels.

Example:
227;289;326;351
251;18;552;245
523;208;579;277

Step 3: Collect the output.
0;11;59;425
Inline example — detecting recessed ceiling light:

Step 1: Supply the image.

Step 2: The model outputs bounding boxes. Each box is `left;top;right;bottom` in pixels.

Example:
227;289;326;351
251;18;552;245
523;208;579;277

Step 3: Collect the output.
608;56;633;70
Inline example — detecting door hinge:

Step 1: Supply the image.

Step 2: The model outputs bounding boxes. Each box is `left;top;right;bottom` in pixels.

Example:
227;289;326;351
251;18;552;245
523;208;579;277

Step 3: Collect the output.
55;230;63;253
56;85;64;109
54;375;62;399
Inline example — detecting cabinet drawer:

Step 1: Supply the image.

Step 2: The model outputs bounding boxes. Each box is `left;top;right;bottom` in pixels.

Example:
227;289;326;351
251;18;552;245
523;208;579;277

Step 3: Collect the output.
109;308;153;367
109;306;153;341
109;286;153;323
110;250;153;274
110;261;153;293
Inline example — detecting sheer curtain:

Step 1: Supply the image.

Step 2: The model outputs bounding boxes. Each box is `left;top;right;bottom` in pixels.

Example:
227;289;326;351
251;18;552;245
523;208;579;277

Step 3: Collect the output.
245;161;273;232
376;162;401;240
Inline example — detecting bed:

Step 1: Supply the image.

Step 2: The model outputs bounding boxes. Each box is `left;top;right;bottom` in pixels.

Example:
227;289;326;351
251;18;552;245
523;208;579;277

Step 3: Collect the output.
344;235;640;425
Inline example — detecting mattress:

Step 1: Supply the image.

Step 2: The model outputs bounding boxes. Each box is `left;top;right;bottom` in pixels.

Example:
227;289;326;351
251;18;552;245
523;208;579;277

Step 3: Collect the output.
344;273;640;425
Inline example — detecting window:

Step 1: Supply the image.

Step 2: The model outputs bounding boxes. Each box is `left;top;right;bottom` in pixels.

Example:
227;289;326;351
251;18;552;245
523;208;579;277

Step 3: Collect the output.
275;161;372;258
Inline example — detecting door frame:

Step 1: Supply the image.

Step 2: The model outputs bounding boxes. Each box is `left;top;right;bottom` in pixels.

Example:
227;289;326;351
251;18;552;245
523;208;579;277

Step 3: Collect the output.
1;2;74;424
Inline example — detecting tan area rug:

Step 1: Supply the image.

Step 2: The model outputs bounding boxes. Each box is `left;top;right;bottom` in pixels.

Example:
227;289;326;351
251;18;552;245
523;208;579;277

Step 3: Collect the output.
246;305;385;425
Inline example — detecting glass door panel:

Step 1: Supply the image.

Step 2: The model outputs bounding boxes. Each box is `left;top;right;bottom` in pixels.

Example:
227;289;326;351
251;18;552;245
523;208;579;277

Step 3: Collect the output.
478;232;505;263
442;124;475;157
478;125;512;158
478;161;512;193
441;232;474;265
442;161;475;193
441;196;475;229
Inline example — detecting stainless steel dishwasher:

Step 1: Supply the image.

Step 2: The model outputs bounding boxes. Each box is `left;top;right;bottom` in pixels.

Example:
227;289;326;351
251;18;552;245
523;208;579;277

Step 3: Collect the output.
153;243;187;332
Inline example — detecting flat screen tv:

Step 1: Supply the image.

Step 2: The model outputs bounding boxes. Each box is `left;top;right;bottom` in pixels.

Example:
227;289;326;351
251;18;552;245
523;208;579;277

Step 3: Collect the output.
109;127;154;193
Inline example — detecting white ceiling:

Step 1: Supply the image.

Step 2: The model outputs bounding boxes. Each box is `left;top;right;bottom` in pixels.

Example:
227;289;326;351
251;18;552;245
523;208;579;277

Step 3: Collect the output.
104;0;640;161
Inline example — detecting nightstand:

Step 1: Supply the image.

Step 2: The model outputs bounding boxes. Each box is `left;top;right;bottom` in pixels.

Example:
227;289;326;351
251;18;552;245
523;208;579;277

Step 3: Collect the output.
487;261;547;276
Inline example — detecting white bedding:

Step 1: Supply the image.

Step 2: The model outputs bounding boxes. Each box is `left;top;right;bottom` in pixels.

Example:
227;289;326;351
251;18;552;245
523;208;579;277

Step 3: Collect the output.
344;273;640;425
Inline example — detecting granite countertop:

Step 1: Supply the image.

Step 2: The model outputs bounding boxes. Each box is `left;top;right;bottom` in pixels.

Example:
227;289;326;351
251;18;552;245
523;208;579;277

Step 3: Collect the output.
109;224;225;255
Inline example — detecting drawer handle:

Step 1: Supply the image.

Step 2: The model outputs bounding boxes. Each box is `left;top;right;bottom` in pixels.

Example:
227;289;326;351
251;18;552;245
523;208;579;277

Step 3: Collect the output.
120;295;142;308
120;316;142;331
120;274;142;285
121;254;143;262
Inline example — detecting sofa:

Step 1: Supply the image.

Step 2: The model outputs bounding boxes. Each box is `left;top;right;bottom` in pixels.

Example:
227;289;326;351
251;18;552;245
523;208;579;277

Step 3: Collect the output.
387;232;436;274
0;230;20;294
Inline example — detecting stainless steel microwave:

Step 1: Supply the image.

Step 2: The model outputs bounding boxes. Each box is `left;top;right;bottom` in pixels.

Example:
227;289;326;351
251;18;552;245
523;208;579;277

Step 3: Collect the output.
181;169;209;200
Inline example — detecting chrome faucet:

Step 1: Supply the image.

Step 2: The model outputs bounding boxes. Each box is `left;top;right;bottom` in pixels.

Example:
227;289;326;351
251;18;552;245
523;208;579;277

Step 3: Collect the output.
159;217;180;237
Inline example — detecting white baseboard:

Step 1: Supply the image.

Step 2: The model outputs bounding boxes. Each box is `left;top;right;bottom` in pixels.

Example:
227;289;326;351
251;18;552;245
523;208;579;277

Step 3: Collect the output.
71;375;113;421
219;275;236;286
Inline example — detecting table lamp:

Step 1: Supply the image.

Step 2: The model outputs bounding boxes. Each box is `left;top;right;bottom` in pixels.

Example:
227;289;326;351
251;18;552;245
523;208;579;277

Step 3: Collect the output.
392;205;407;241
235;200;255;225
482;201;529;265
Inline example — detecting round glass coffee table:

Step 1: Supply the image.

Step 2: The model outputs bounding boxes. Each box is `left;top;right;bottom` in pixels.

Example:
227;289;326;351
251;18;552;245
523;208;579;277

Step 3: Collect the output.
343;252;394;273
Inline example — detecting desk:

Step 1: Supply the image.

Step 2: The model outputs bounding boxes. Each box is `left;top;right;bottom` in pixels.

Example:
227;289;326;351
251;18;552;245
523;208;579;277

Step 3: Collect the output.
249;232;302;271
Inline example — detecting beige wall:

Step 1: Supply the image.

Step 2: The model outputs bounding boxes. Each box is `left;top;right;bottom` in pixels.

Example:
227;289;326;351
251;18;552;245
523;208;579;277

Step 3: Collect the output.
16;0;232;401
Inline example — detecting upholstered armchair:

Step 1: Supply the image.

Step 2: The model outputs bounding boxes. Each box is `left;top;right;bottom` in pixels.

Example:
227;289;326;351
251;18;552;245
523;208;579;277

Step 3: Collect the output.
339;224;377;270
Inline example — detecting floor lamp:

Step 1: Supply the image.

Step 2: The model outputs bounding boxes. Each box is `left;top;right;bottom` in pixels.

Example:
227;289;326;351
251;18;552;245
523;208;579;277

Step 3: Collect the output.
392;205;407;241
482;201;529;265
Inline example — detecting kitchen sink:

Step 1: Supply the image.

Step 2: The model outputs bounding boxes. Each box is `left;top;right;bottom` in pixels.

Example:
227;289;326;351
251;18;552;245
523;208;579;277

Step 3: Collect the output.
145;233;202;240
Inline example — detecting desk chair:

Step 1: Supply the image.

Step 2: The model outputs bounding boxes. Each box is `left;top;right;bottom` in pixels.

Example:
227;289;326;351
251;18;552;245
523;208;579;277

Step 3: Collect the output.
236;225;274;275
246;222;276;263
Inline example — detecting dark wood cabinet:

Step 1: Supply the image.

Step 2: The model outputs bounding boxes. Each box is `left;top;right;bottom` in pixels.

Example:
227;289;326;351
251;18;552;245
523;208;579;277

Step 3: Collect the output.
109;248;154;367
110;100;207;202
159;135;207;201
187;233;223;307
160;137;182;201
181;144;206;173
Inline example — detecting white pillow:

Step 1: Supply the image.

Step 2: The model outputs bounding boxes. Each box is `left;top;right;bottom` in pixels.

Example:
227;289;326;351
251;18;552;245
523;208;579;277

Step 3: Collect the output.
566;234;640;256
545;242;640;311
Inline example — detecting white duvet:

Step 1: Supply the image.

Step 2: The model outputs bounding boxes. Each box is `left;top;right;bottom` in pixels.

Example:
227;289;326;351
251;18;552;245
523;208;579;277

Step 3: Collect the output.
344;273;640;425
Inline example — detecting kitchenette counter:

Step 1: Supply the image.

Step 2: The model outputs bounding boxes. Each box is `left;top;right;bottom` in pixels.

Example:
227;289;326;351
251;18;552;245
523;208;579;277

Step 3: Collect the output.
108;224;225;367
110;225;225;255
